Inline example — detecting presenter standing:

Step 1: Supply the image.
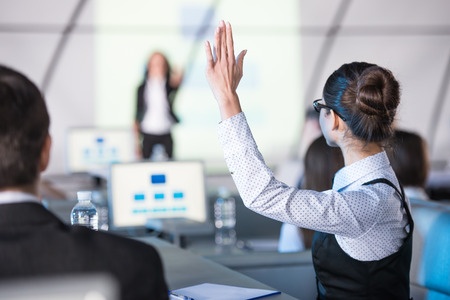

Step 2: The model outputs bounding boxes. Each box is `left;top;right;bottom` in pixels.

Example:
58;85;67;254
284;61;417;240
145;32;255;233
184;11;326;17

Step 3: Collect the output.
205;21;413;299
135;51;183;160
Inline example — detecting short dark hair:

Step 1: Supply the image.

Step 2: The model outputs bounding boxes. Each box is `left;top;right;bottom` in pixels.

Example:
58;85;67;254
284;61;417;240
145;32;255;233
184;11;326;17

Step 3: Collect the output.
0;65;50;188
323;62;400;144
387;130;429;188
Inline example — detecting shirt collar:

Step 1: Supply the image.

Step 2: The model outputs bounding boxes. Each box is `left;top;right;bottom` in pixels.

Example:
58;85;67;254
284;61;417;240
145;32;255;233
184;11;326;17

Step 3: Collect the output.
333;151;391;192
147;77;166;86
0;191;40;205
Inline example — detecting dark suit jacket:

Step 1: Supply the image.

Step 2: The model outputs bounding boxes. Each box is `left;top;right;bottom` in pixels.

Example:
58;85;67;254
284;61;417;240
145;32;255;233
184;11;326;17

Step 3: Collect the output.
0;202;169;300
135;80;180;128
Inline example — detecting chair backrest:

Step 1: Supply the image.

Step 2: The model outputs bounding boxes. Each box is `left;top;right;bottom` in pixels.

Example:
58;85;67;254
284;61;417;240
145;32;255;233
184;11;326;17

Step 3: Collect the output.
410;199;450;300
0;273;119;300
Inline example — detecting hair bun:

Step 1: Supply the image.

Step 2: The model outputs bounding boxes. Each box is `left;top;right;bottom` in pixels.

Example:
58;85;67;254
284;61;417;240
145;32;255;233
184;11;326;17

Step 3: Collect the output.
355;66;400;123
323;61;401;143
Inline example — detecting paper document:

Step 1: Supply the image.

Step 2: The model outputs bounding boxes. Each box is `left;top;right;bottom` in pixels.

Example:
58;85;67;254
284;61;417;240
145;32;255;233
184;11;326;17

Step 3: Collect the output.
170;283;280;300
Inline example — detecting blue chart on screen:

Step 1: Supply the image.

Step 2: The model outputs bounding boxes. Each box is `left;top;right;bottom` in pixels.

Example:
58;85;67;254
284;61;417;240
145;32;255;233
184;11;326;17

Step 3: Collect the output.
131;172;187;215
151;174;166;184
108;160;208;229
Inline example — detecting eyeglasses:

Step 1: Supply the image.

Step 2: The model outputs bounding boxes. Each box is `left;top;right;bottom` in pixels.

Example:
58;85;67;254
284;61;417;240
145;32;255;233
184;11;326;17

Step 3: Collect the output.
313;99;347;121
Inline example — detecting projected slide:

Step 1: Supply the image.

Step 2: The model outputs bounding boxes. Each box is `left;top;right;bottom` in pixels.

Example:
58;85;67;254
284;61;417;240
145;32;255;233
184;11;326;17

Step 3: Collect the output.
94;0;302;172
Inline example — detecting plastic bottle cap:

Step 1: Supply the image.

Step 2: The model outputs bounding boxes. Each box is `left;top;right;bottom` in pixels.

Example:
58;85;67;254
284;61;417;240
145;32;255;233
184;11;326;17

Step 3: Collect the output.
217;186;230;199
77;191;92;201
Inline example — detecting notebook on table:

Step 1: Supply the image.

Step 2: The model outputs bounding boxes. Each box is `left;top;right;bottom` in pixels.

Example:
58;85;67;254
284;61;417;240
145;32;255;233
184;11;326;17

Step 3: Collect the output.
170;283;280;300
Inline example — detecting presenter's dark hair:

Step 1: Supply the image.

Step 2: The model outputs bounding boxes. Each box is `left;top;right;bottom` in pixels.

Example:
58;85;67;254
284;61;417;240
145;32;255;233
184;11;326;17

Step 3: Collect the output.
143;51;171;82
0;65;50;188
323;62;400;143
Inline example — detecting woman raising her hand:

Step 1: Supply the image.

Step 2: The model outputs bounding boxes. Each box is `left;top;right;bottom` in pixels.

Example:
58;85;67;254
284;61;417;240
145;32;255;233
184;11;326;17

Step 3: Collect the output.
205;21;413;300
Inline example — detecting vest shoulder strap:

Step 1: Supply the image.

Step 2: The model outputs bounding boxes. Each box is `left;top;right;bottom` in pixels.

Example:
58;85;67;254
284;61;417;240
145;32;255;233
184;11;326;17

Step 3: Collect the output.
362;178;413;230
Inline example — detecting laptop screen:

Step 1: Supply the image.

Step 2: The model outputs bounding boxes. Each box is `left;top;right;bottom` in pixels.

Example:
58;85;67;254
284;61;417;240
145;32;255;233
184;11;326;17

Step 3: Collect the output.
108;160;208;230
65;127;136;174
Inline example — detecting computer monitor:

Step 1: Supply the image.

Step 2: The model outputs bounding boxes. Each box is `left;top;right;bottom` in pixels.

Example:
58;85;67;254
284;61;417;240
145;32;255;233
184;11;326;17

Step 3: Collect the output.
108;160;208;231
65;127;136;175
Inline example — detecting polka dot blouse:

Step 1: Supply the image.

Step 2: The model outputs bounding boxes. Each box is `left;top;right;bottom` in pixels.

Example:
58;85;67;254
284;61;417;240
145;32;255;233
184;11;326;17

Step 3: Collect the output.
218;112;411;261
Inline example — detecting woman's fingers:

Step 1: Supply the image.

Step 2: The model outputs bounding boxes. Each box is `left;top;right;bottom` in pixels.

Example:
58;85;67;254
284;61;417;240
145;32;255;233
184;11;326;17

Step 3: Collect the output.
219;21;228;63
215;22;222;60
205;41;214;70
207;20;237;66
204;20;245;119
225;22;235;65
204;21;245;91
236;49;247;77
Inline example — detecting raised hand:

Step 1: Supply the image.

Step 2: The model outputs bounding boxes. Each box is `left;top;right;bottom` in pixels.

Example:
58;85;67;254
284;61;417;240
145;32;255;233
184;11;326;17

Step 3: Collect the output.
205;20;247;120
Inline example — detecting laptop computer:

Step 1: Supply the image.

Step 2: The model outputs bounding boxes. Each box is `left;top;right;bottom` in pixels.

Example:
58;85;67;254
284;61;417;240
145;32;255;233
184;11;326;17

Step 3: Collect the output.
108;160;213;237
0;273;118;300
65;127;136;177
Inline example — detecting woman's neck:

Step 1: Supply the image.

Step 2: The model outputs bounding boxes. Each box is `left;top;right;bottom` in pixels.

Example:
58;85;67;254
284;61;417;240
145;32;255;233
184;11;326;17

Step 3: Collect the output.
341;141;383;166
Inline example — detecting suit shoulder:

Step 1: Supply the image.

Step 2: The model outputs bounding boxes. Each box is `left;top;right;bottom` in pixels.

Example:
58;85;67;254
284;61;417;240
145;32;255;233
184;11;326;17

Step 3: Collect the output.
97;231;160;254
69;227;160;256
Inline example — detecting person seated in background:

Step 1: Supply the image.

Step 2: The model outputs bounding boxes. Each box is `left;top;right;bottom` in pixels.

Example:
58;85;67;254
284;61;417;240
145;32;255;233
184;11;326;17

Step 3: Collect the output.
0;65;169;300
278;135;344;252
386;129;430;202
275;107;322;187
276;108;322;252
296;107;323;177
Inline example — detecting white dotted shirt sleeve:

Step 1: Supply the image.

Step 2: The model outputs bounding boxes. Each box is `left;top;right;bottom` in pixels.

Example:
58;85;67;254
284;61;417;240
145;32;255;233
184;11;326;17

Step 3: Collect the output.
218;112;373;234
218;112;409;261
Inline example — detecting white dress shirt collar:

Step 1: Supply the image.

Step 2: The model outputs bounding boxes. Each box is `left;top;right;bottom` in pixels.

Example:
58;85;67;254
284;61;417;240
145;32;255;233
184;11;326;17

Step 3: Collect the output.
0;191;40;205
333;151;392;191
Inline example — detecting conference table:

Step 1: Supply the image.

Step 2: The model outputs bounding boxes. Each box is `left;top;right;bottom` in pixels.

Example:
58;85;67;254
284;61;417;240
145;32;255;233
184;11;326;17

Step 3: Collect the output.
41;173;301;299
135;236;298;300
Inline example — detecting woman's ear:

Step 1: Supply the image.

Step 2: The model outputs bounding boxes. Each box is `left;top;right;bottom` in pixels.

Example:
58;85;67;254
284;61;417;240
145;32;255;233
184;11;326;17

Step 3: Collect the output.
330;110;340;130
329;110;347;132
39;134;52;172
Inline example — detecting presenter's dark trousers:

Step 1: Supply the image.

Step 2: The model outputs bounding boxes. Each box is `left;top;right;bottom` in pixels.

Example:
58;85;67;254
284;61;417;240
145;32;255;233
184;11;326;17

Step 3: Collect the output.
141;132;173;159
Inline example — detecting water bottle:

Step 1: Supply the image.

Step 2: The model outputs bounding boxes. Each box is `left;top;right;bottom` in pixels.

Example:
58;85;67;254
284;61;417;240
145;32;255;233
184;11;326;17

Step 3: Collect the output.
214;187;236;246
71;191;98;230
91;190;108;231
151;144;168;161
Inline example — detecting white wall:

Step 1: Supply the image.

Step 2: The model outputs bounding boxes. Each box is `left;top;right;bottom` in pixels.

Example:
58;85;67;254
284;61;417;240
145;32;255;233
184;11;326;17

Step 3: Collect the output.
0;0;96;175
0;0;449;176
298;0;450;164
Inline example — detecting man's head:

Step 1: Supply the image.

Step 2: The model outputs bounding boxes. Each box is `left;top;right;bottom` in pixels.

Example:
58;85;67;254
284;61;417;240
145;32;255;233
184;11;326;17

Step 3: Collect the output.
0;65;51;190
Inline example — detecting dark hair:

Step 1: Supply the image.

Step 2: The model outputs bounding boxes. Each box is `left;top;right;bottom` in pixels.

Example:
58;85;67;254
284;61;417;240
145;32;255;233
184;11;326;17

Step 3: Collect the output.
386;130;429;188
0;65;50;188
323;62;400;144
143;51;171;83
300;135;344;248
302;135;344;191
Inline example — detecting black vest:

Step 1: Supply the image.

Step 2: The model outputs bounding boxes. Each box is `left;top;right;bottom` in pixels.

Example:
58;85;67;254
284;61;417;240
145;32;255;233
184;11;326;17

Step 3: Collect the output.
312;178;414;300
